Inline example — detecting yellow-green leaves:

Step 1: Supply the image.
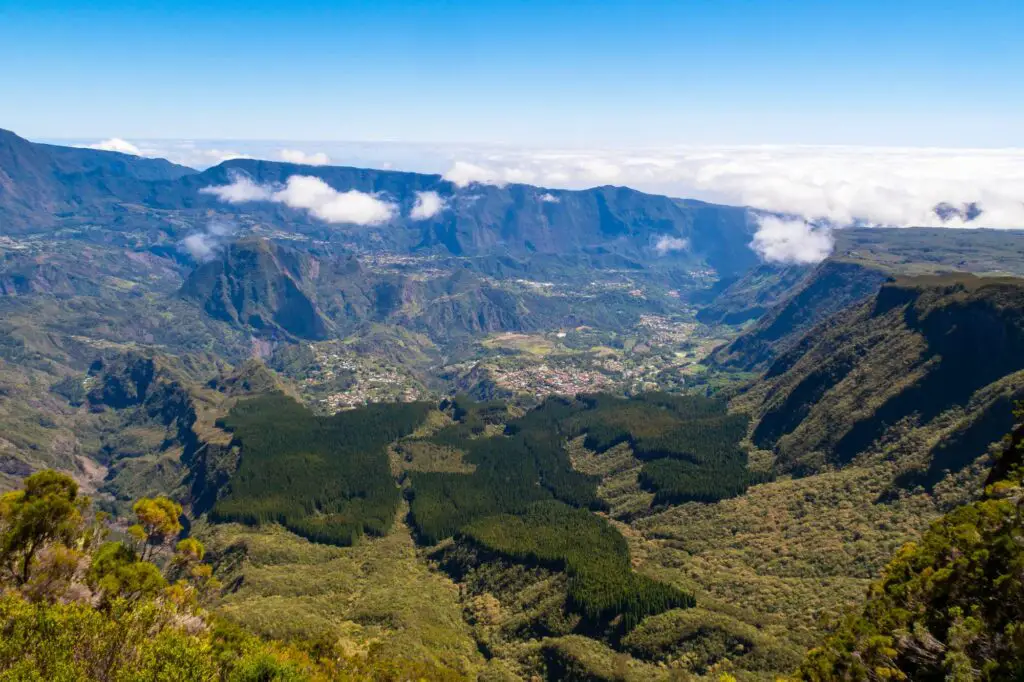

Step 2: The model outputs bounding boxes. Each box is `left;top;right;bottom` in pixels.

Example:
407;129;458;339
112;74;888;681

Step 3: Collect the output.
131;496;183;560
87;541;167;606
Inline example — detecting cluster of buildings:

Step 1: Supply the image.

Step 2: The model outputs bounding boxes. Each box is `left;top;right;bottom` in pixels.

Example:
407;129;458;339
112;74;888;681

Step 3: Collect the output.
489;362;614;397
301;345;425;413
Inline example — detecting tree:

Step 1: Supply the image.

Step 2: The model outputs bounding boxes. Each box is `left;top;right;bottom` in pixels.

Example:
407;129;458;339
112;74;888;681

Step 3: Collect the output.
129;496;183;561
170;537;221;603
87;541;167;606
0;470;87;586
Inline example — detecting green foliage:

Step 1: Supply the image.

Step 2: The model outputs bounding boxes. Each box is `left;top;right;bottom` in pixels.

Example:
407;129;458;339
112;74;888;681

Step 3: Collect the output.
639;457;769;506
0;472;465;681
0;590;404;681
566;392;731;452
621;607;803;674
568;395;764;505
211;393;431;546
412;393;756;545
464;500;695;632
130;495;184;560
799;422;1024;680
410;397;605;544
88;541;168;605
202;520;484;678
0;470;88;586
564;393;757;505
0;593;215;681
407;393;765;632
739;273;1024;479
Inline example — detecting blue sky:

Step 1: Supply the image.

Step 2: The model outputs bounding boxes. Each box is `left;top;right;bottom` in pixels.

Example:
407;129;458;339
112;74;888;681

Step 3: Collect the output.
1;0;1021;146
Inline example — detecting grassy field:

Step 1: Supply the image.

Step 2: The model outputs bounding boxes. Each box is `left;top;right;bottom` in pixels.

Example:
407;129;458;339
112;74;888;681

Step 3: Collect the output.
481;333;560;356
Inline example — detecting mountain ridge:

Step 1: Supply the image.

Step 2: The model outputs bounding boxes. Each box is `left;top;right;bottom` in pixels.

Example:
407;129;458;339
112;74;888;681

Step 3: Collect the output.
735;273;1024;483
1;129;761;277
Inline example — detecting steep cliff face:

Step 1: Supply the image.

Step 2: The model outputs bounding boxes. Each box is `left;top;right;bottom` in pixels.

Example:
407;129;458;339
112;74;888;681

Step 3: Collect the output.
180;239;334;341
168;160;758;273
0;128;195;231
712;259;893;371
180;238;672;344
737;275;1024;482
82;352;283;512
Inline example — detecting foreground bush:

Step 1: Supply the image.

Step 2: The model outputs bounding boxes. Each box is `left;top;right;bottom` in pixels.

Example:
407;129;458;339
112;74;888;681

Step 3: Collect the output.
0;470;465;681
799;419;1024;681
0;593;313;681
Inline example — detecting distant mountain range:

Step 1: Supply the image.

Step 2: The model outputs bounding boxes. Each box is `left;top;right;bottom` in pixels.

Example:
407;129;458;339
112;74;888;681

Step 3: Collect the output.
0;128;193;227
0;128;759;278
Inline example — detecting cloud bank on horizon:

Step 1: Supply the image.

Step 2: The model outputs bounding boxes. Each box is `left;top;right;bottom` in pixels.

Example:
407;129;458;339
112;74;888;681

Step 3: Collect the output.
436;146;1024;231
81;138;143;155
87;137;1023;231
278;149;331;166
82;135;1024;265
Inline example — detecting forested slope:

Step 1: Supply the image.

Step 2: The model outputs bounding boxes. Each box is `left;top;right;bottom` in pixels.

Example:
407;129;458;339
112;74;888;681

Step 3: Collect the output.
735;274;1024;484
712;259;892;371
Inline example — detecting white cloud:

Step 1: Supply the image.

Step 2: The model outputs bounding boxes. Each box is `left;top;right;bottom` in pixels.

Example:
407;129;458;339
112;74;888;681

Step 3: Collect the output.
443;161;502;187
279;148;331;166
194;149;252;164
410;190;446;220
750;216;834;264
180;220;236;262
274;176;395;224
540;193;560;203
442;161;541;187
83;138;142;155
201;174;396;226
654;235;690;255
577;158;621;182
200;174;273;203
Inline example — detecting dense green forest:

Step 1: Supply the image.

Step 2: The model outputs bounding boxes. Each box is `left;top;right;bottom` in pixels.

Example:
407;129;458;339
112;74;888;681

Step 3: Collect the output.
211;393;431;545
463;500;695;632
410;396;606;545
639;456;766;505
562;393;758;504
409;392;758;543
406;393;756;632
